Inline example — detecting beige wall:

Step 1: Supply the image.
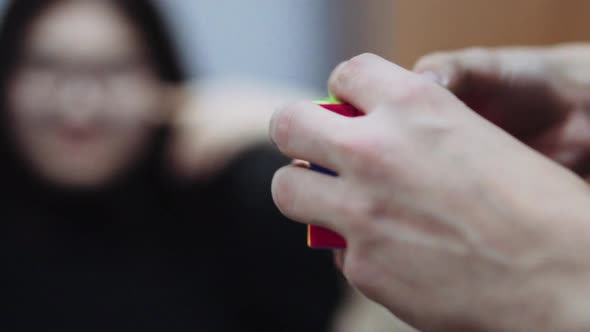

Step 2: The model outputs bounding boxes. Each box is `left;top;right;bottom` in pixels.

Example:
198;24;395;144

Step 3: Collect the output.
392;0;590;68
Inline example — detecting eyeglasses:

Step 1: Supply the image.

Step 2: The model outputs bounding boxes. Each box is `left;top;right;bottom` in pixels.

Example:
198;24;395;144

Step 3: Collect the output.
17;54;155;90
11;54;165;124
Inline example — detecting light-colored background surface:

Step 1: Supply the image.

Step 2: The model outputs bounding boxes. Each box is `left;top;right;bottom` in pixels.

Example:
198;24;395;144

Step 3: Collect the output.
2;1;588;88
157;0;394;91
393;0;590;68
0;0;393;91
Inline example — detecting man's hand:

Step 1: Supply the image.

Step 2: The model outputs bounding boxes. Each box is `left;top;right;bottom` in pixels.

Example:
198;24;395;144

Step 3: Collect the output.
415;45;590;176
270;54;590;332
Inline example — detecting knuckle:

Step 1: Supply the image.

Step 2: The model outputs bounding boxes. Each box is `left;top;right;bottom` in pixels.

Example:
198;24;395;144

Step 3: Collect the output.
329;53;377;92
329;62;358;93
390;77;434;105
270;102;305;153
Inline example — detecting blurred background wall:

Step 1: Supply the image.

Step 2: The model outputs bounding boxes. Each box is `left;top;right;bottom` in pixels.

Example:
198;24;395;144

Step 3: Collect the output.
114;0;590;84
393;0;590;68
1;0;589;88
156;0;394;91
0;0;393;92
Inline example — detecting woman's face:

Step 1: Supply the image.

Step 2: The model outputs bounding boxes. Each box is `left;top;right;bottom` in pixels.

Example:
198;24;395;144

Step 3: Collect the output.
7;0;166;188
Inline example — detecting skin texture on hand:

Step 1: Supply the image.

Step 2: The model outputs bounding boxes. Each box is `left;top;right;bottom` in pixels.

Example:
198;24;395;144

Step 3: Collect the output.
414;44;590;176
270;53;590;332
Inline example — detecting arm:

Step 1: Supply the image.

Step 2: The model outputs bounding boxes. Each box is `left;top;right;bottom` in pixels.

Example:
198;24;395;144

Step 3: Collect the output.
168;78;315;180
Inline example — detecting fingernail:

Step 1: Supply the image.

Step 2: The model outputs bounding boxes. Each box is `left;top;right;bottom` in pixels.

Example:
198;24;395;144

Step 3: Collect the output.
328;60;349;87
418;70;449;87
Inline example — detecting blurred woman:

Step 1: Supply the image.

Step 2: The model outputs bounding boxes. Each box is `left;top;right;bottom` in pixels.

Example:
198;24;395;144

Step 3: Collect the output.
0;1;342;331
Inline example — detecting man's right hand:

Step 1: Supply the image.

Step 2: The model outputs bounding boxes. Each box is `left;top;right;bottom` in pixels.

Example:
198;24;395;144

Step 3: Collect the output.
414;44;590;177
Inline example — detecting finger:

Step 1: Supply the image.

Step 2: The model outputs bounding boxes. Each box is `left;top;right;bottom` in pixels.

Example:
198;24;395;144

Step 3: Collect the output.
270;101;350;171
413;51;464;89
414;48;504;91
271;165;356;234
328;53;442;113
414;47;551;92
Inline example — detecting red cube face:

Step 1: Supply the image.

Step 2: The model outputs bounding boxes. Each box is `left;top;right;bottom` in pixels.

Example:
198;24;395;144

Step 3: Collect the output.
316;103;362;117
307;102;362;249
307;224;347;249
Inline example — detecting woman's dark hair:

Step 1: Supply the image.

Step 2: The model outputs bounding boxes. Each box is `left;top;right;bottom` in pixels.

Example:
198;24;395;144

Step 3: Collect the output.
0;0;187;86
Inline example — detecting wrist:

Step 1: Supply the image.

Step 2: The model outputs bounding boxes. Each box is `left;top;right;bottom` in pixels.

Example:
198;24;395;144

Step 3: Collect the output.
523;186;590;331
466;184;590;332
501;218;590;331
464;256;590;332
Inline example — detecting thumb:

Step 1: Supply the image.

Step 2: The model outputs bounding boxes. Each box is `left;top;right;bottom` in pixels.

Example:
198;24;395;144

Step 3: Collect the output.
413;51;465;89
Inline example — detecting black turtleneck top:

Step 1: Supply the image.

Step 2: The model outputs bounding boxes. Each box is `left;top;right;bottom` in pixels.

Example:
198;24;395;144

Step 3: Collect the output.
0;143;343;332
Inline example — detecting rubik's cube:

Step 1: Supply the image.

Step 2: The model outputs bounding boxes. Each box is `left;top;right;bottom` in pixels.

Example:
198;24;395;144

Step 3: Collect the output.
307;95;363;249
